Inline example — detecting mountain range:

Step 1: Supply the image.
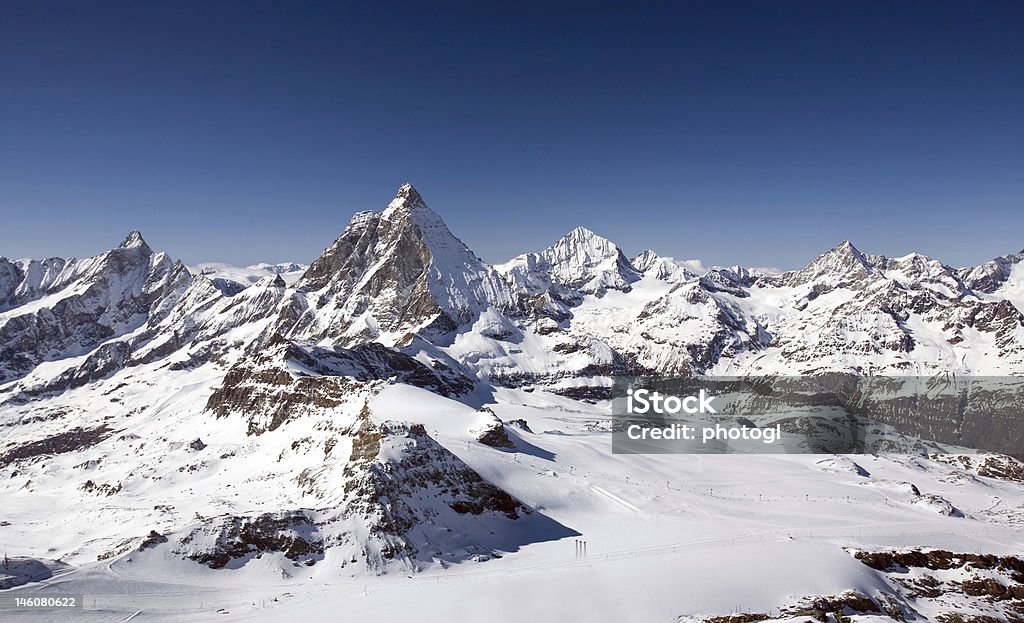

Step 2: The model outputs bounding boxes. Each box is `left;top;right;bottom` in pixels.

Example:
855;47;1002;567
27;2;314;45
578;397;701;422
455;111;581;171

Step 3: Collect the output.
3;184;1024;621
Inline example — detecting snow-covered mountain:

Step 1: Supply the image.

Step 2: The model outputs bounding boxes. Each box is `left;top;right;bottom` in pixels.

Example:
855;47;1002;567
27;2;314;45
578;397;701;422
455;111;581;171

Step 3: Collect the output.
4;183;1024;622
631;249;699;283
278;183;516;346
0;231;193;384
499;226;642;298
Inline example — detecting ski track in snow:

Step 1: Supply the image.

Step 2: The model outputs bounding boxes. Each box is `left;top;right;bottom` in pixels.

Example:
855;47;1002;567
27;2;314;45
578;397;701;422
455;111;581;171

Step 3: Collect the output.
589;485;644;514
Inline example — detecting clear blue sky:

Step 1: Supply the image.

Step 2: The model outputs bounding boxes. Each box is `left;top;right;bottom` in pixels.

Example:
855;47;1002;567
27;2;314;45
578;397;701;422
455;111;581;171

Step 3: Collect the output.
1;1;1021;269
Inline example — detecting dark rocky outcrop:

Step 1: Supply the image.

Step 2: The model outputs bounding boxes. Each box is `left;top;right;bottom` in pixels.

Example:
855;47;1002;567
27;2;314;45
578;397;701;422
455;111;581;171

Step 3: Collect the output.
177;511;323;569
0;424;113;467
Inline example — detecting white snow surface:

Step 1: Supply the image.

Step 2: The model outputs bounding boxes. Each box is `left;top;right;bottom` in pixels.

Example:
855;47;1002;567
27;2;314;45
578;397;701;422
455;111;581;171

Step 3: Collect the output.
3;381;1023;622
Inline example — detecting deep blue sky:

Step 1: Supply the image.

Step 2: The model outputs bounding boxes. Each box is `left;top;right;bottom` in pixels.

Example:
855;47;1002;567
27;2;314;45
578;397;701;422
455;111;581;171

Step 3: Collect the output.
1;1;1021;269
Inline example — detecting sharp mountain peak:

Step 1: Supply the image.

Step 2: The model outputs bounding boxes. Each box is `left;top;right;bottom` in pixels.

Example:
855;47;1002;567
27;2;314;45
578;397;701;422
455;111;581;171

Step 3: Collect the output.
119;230;151;252
384;182;430;216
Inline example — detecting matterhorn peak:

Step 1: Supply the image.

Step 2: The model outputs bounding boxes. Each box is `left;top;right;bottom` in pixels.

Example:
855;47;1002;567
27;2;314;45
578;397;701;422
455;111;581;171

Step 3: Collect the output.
290;182;516;343
381;183;455;237
119;230;151;252
384;182;429;215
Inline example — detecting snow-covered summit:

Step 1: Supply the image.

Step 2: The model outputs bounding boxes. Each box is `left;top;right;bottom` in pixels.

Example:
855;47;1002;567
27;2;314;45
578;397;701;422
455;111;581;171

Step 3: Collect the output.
284;183;515;344
631;249;661;273
775;240;878;288
499;226;640;297
119;229;150;251
543;226;640;292
632;249;698;283
0;232;190;383
382;181;429;218
960;249;1024;294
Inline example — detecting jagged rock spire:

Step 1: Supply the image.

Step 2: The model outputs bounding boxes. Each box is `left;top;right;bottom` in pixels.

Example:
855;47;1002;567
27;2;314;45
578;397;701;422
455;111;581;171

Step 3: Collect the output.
119;230;151;252
288;182;516;343
385;182;428;215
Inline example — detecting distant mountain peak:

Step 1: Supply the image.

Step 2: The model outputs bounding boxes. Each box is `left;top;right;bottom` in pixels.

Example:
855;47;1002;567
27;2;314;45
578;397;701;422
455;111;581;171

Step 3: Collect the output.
773;239;879;289
530;226;640;295
632;249;661;272
833;239;862;256
811;240;871;270
550;226;621;255
566;225;599;238
631;250;697;283
119;230;150;251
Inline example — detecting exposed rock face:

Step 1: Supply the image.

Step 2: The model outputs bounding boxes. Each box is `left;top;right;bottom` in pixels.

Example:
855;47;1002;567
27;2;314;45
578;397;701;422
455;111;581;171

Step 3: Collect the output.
933;454;1024;483
698;267;755;297
698;549;1024;623
855;549;1024;619
473;408;515;448
205;335;473;435
284;340;474;396
0;257;71;311
280;183;516;345
0;232;188;383
137;530;168;550
205;344;375;436
960;250;1024;293
132;407;561;573
0;425;114;467
175;511;324;569
339;417;529;568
